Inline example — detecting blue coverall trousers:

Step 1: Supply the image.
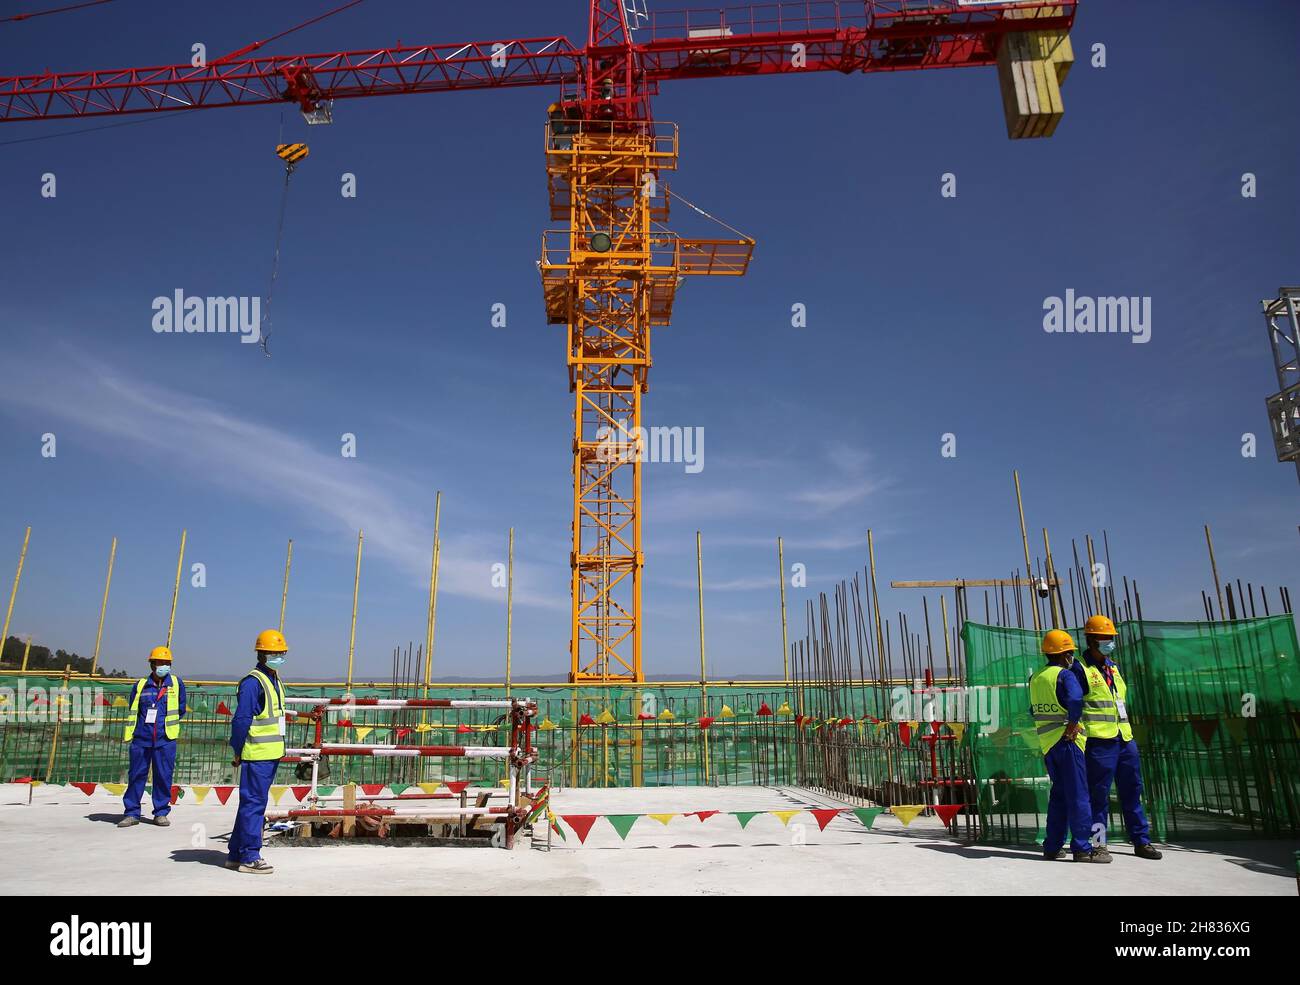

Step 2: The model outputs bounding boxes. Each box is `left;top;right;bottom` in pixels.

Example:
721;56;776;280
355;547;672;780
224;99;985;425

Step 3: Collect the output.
1085;735;1151;846
228;759;279;864
123;739;177;818
1043;739;1093;854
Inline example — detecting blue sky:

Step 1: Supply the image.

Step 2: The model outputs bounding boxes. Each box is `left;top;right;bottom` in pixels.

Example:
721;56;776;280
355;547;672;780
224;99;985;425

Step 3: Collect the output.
0;0;1296;681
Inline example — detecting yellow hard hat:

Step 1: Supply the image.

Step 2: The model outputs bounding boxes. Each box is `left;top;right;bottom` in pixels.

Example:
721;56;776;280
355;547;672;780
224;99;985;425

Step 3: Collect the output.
148;645;173;663
1083;614;1117;638
1040;630;1076;656
254;629;288;653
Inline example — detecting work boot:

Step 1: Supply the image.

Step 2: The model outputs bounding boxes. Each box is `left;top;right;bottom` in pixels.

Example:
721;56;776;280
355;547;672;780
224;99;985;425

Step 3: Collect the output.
1073;850;1112;863
152;815;171;827
223;859;241;870
1042;849;1067;860
238;858;275;875
1134;842;1163;860
117;816;140;828
1091;844;1113;861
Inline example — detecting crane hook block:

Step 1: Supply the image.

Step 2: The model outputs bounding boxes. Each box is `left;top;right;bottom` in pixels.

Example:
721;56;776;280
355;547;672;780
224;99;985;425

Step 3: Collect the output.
276;143;309;169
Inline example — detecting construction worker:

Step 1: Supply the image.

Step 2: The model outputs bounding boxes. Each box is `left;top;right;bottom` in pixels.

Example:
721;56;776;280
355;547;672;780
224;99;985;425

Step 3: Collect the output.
226;629;288;874
1079;614;1163;860
1030;630;1107;862
119;646;186;827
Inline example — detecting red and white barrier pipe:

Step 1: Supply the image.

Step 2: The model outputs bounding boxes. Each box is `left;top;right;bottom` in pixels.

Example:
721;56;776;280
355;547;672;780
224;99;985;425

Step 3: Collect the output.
285;697;534;710
288;744;513;758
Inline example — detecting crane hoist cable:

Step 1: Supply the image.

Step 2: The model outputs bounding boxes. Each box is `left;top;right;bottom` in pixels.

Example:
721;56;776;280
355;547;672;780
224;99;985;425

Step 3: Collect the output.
262;141;309;356
663;186;755;243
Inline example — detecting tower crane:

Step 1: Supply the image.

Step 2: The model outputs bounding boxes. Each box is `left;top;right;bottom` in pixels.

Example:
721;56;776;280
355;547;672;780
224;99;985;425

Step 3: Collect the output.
0;1;1078;683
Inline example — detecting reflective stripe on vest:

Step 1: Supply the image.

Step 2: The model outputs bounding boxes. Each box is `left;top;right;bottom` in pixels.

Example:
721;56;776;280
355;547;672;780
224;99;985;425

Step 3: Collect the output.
240;668;286;761
1081;661;1133;741
122;676;181;743
1028;665;1086;754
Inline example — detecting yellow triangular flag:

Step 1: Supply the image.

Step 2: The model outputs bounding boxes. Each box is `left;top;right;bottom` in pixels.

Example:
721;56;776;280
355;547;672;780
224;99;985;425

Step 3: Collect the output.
770;810;801;827
414;722;433;732
190;785;211;804
907;720;919;733
354;725;373;742
102;783;126;796
112;696;128;707
892;805;925;826
776;701;793;716
648;813;676;826
418;782;440;795
719;704;735;719
595;708;616;725
658;708;676;720
538;717;557;731
270;786;288;805
948;722;966;743
499;779;510;788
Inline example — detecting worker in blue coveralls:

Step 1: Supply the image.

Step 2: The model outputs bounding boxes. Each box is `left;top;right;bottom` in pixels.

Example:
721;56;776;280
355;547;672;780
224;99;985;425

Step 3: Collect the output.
226;629;289;874
120;646;187;827
1029;630;1109;862
1079;614;1163;860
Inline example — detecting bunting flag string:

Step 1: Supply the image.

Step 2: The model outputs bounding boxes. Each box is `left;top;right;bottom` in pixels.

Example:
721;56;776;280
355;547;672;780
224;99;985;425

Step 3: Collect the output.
891;805;926;826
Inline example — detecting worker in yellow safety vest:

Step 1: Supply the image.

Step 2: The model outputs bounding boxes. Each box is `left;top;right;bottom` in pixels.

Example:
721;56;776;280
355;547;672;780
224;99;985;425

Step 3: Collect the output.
119;646;186;827
225;629;289;874
1080;614;1162;861
1030;630;1109;862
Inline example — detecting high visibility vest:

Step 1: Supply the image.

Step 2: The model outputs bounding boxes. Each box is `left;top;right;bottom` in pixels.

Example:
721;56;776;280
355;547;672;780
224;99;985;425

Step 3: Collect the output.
240;668;286;761
1081;658;1133;741
123;676;182;743
1028;664;1086;754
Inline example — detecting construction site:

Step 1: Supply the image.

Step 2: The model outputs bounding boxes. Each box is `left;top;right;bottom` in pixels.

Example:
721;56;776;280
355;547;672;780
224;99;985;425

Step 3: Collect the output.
0;0;1298;928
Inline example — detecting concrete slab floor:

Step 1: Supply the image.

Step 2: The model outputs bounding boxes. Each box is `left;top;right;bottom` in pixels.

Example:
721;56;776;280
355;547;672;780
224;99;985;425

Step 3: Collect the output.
0;784;1293;896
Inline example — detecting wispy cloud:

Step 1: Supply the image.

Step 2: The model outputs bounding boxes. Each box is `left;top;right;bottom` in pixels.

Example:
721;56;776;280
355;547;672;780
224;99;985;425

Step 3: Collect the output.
0;348;564;609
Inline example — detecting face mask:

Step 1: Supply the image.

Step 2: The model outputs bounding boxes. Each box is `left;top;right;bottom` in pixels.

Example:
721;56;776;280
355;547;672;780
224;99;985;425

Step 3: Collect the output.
154;664;170;678
1098;640;1116;655
265;656;286;668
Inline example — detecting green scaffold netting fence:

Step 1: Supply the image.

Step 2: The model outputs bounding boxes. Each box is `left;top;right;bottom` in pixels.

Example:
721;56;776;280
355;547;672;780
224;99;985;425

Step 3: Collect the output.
963;615;1300;843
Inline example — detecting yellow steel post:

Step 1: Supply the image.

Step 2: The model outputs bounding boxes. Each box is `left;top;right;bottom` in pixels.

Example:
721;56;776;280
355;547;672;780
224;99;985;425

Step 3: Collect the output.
421;492;442;755
346;529;363;691
777;536;790;680
166;529;186;648
1;526;31;659
90;537;116;676
1013;471;1040;631
696;530;709;782
505;527;514;697
1042;528;1063;628
1085;533;1102;615
279;538;293;633
20;635;32;672
1204;524;1225;622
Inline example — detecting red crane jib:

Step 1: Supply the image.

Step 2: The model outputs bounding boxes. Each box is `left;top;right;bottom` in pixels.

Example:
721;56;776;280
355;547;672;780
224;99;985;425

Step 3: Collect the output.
0;2;1075;122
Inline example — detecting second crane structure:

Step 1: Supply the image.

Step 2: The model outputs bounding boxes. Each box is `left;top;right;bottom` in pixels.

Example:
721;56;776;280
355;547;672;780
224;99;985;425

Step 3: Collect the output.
0;1;1078;683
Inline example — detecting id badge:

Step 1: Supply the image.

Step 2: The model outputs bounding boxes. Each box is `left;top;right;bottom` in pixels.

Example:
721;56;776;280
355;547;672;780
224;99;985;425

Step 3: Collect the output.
278;715;286;736
145;707;158;724
1116;698;1128;721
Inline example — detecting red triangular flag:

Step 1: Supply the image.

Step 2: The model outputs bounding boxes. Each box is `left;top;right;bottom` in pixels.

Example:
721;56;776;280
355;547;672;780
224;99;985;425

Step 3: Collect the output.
578;713;596;726
291;786;311;802
71;782;97;796
757;701;773;716
456;723;473;734
687;810;720;822
637;712;655;720
560;814;599;843
215;701;232;715
1189;717;1218;748
930;721;942;734
899;722;912;747
214;786;235;805
933;804;963;826
170;785;181;805
697;716;714;730
95;695;111;707
809;808;840;831
337;718;353;728
444;780;470;794
361;784;384;797
395;727;411;740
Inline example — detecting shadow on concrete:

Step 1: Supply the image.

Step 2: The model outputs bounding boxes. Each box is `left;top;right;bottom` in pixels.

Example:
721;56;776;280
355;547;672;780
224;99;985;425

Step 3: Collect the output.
168;849;231;868
86;813;130;824
914;841;1047;863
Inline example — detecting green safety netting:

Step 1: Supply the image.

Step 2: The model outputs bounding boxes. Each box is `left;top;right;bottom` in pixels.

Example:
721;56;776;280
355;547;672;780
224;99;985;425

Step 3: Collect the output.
964;616;1300;843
